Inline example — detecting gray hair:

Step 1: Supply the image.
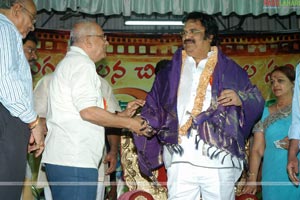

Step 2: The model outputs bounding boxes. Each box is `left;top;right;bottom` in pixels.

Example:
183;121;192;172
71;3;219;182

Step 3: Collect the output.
70;19;99;46
0;0;24;9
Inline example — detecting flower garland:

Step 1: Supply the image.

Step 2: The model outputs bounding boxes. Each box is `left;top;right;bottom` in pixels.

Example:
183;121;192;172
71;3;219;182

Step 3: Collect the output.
178;47;218;137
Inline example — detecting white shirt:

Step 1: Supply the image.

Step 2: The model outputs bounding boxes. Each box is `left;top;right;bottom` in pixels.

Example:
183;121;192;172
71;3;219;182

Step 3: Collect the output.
34;74;121;116
33;73;53;118
42;46;105;169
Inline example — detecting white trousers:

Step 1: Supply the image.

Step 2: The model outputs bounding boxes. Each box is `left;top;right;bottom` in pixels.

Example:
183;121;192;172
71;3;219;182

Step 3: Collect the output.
96;182;105;200
44;186;53;200
167;163;242;200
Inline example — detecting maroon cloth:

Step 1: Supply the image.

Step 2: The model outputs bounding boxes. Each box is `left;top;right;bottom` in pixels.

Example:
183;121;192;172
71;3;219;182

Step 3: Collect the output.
118;190;154;200
134;48;264;177
236;194;258;200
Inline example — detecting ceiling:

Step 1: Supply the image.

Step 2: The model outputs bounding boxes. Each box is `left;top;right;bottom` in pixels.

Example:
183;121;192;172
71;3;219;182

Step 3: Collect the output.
33;0;300;34
35;11;300;34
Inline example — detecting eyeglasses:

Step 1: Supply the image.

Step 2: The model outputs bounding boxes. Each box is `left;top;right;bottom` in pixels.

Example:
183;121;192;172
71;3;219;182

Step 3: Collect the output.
180;29;204;37
20;4;37;24
24;47;37;55
86;34;107;41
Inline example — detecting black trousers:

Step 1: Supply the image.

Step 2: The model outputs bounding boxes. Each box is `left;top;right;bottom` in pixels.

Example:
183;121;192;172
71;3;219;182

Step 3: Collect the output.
0;103;30;200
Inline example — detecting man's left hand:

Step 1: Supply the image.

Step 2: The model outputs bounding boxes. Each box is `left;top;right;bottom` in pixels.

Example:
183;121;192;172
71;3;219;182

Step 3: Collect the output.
217;89;242;106
103;150;118;175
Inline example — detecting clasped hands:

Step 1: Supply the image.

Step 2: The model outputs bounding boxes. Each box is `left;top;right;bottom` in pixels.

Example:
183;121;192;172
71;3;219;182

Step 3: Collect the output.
118;99;145;118
129;116;153;137
121;99;153;137
134;89;243;137
28;118;46;157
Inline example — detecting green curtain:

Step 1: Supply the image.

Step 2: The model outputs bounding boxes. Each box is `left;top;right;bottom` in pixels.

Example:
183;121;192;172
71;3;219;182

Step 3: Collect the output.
33;0;300;16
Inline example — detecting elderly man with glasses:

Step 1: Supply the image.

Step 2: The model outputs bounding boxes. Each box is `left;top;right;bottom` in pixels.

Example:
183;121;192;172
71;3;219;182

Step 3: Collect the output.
40;20;146;200
0;0;44;199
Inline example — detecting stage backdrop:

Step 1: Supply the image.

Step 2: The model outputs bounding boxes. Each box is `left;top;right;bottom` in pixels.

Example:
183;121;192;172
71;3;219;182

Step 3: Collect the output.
32;29;300;102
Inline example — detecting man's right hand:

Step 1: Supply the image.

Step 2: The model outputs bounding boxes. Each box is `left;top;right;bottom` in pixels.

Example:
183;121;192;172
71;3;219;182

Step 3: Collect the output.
287;139;300;186
287;156;299;185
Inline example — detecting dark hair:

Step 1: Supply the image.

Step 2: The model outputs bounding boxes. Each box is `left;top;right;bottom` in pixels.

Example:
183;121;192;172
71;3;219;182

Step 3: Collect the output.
270;66;295;82
155;59;170;75
22;31;37;45
182;12;219;46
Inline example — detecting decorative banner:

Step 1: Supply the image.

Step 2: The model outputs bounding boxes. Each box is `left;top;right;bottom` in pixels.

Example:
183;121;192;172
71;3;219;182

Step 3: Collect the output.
32;29;300;101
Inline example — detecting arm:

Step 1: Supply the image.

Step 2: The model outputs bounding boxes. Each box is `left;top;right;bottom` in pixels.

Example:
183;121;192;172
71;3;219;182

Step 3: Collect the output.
0;28;45;156
287;139;299;185
287;64;300;185
67;60;146;133
28;75;53;156
0;25;37;123
80;106;145;134
27;117;45;157
217;52;265;136
104;132;120;174
242;132;265;194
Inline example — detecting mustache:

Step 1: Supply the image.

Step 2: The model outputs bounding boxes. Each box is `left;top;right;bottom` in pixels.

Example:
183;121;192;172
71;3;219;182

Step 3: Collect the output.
183;39;196;44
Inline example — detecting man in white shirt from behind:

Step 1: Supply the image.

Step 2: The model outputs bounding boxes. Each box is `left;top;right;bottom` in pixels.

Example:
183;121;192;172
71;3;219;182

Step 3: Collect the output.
34;73;137;199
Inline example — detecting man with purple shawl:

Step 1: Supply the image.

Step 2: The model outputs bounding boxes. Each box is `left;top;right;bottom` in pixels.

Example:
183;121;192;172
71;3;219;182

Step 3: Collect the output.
134;12;264;200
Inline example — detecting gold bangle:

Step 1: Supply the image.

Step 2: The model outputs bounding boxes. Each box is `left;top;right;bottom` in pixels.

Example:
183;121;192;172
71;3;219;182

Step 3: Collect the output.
29;115;39;130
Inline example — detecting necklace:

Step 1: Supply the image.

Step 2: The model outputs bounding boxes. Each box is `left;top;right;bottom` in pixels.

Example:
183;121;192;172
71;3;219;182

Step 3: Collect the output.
276;103;292;117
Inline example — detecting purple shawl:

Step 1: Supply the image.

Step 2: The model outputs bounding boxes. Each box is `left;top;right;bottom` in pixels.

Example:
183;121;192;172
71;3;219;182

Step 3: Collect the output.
133;48;264;177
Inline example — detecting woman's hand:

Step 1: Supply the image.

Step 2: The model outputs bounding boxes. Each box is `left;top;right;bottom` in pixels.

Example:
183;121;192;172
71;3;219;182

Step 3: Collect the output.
278;136;289;150
241;180;257;195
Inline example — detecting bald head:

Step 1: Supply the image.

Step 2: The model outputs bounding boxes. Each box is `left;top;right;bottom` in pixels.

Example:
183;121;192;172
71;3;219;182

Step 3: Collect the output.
0;0;35;10
69;20;108;63
70;20;102;46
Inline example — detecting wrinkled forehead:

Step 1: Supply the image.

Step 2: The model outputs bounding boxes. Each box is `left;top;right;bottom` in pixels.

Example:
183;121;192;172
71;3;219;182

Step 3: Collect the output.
93;24;104;34
76;22;103;35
